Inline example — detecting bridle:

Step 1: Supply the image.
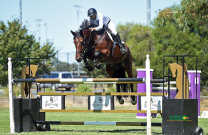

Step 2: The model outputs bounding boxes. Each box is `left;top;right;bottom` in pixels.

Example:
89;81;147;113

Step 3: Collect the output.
75;28;107;57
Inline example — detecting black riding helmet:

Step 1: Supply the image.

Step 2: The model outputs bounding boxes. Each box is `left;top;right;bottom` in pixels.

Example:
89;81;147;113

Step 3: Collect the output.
88;8;97;17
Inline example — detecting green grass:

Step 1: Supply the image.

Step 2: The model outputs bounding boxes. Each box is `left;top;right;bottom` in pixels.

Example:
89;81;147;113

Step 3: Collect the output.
0;86;6;89
0;108;207;135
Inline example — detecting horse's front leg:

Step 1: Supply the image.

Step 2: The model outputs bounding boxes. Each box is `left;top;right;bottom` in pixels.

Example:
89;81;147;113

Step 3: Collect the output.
94;51;101;69
83;58;93;71
82;51;93;71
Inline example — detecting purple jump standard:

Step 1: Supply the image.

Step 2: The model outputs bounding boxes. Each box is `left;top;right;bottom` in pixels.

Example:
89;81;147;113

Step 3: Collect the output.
136;69;201;118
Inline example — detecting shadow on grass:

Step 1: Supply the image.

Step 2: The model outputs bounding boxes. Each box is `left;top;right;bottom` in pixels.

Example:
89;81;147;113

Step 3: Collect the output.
46;129;162;134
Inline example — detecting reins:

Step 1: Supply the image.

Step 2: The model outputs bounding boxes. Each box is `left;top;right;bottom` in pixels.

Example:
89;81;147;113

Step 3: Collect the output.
83;29;107;48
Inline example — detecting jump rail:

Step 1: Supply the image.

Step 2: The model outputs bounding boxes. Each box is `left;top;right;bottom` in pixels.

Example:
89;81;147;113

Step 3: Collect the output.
13;78;168;84
37;92;167;96
36;121;162;126
39;109;162;113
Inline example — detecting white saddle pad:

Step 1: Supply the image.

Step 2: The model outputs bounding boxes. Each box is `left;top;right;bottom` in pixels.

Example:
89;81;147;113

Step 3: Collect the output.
106;31;125;44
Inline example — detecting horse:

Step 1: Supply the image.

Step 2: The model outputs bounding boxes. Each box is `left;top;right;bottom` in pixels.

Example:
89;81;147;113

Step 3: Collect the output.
70;20;136;105
169;63;189;99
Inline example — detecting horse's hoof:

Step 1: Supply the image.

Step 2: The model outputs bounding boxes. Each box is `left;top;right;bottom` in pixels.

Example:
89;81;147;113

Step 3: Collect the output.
119;99;124;104
131;99;137;105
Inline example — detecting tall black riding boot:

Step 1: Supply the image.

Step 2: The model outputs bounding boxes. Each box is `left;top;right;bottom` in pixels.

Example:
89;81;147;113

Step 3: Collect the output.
114;33;127;54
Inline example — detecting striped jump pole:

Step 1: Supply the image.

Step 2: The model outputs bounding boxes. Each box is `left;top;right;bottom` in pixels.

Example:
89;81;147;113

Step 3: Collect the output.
36;121;162;126
146;55;151;134
39;109;162;113
8;58;14;133
13;78;167;84
37;92;167;96
152;87;191;91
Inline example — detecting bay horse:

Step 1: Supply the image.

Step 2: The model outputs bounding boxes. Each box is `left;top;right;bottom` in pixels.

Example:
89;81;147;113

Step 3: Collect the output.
70;20;136;105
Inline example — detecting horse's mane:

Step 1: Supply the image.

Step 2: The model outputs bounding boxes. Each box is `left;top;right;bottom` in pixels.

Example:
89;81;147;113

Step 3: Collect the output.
79;19;98;30
74;19;98;38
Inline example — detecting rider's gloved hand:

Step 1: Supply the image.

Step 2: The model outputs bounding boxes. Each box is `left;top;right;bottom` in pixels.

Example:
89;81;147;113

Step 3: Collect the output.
89;28;96;31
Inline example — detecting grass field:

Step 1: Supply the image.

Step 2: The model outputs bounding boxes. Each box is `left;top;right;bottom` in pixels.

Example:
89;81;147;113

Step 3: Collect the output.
0;107;208;135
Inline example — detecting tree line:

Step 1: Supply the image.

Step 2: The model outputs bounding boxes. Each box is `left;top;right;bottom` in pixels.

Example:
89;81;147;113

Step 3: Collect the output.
1;0;208;87
117;0;208;86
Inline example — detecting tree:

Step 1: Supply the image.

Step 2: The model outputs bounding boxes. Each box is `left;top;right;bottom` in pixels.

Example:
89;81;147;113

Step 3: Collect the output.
50;57;78;72
116;0;208;86
0;19;58;86
152;0;208;85
151;23;204;80
117;22;154;78
154;0;208;34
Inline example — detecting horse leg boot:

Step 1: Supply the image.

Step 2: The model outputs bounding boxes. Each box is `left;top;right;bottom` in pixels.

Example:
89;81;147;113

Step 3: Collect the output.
82;50;93;71
114;33;127;54
129;83;136;105
84;58;93;71
94;51;101;69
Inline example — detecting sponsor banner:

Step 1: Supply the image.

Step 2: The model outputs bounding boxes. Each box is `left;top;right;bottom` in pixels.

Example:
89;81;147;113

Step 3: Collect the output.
90;96;112;110
42;96;62;109
140;96;163;110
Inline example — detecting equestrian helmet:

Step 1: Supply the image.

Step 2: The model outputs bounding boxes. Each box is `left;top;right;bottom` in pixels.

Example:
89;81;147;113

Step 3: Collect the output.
88;8;97;16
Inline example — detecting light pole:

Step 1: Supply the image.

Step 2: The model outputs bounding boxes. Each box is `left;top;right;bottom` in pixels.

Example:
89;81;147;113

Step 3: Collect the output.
74;5;82;77
147;1;151;135
74;5;82;28
20;0;22;27
35;19;43;43
43;22;47;43
147;0;151;27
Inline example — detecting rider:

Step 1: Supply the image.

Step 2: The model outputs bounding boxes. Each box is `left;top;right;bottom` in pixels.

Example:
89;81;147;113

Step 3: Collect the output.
87;8;127;54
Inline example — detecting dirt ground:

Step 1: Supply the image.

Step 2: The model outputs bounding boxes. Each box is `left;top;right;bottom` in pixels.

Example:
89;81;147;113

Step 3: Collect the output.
200;97;208;111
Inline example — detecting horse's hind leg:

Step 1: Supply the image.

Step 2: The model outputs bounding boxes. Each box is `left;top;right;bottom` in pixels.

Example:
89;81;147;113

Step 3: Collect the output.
123;51;136;105
106;64;124;104
116;84;124;104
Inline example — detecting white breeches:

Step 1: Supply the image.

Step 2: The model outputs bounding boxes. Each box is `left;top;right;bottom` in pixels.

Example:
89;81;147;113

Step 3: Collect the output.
108;20;117;35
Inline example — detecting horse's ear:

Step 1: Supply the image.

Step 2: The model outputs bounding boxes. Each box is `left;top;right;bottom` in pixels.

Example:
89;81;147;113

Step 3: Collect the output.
71;30;76;36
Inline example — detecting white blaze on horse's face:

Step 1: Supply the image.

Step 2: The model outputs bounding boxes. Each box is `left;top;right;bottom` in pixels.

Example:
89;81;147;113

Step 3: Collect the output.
74;37;84;62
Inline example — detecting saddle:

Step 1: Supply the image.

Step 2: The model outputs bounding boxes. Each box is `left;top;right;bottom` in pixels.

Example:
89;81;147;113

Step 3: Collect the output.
105;28;117;57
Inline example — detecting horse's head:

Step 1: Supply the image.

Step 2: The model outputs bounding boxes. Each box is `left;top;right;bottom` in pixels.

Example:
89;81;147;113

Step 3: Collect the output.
71;20;98;62
169;63;177;78
71;30;84;62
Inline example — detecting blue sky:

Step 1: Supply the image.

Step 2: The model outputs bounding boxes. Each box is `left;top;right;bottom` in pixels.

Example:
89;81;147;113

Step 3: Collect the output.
0;0;181;62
